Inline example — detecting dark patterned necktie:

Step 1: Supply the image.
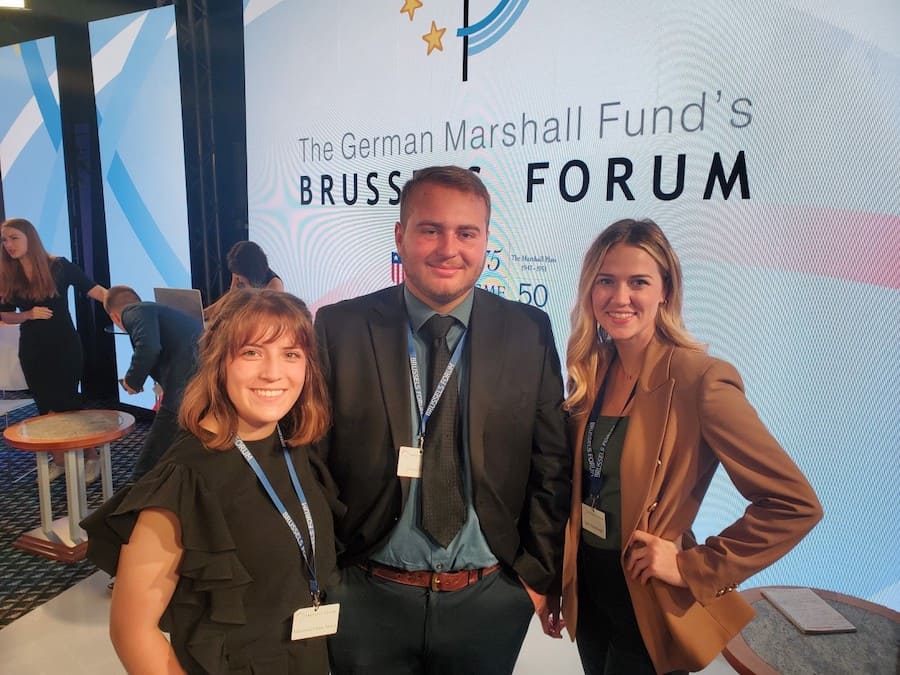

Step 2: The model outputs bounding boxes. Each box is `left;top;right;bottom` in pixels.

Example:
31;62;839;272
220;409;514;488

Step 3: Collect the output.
420;314;466;547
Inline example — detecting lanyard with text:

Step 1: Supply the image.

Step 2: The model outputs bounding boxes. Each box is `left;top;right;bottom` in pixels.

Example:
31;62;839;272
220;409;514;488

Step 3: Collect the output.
407;322;468;446
234;427;320;606
583;381;635;506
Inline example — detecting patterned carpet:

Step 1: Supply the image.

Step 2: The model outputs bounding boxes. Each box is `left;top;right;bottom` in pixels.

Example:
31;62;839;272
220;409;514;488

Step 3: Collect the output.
0;394;150;628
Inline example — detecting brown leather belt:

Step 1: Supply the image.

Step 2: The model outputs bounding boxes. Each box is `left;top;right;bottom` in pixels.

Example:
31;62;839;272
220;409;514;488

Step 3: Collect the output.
359;561;501;592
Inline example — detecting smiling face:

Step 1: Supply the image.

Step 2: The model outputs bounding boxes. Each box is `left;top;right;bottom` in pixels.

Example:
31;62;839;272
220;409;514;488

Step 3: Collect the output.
225;332;307;441
591;243;667;351
1;225;28;260
395;182;488;313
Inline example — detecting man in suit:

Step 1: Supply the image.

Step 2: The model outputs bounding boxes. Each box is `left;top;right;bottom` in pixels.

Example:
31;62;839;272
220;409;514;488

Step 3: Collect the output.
315;166;571;674
105;286;202;480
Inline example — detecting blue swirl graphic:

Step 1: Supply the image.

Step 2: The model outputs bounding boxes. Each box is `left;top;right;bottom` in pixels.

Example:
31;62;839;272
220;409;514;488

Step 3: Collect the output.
20;41;61;150
456;0;529;56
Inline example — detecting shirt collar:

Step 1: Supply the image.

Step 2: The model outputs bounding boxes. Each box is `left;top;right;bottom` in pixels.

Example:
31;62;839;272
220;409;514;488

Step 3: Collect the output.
403;285;474;333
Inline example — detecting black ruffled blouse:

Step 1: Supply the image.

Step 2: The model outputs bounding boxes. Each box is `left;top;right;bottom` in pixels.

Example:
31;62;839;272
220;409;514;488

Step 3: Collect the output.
83;430;336;674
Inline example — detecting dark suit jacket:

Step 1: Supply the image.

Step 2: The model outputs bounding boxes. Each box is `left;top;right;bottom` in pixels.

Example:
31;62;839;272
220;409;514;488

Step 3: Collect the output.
121;302;203;413
561;337;823;673
314;286;571;593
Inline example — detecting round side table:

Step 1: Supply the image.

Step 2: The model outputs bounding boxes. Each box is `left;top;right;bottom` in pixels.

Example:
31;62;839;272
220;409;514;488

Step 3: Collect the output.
723;586;899;674
4;409;135;561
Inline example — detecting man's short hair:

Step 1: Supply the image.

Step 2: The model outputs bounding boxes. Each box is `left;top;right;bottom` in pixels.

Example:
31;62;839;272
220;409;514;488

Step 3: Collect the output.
399;165;491;226
105;285;142;314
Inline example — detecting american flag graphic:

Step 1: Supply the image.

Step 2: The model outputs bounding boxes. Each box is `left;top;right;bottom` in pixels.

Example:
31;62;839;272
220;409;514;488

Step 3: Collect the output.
391;251;404;285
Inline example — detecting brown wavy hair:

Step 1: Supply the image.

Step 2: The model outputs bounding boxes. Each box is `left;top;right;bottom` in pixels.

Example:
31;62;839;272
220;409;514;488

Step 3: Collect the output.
0;218;57;301
565;219;704;415
179;289;330;450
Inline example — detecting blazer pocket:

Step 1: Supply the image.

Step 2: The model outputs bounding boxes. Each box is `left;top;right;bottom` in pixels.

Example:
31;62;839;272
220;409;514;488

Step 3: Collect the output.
651;579;755;672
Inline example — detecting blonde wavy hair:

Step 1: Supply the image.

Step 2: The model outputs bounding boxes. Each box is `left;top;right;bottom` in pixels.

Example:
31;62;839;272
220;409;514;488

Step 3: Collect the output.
565;219;703;415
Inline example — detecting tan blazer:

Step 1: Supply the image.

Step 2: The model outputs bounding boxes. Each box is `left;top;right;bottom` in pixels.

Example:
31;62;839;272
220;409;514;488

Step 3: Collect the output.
561;338;822;673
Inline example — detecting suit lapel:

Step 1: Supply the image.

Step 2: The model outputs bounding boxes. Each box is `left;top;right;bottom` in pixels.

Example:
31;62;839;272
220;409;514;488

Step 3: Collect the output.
468;291;504;480
619;338;675;545
568;357;611;527
367;287;412;458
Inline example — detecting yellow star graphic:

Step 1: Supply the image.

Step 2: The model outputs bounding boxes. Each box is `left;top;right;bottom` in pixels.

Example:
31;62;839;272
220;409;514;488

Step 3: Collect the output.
400;0;423;21
422;21;446;55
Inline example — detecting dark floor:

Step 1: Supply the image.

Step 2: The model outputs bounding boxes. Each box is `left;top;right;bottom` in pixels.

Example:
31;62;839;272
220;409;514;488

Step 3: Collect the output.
0;394;150;628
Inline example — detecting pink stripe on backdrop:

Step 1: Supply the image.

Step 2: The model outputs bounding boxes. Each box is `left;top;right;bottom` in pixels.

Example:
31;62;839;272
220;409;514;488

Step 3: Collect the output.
680;204;900;289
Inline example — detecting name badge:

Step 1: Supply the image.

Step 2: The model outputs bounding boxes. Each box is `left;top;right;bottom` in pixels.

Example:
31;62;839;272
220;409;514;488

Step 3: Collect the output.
291;603;340;640
397;446;423;478
581;504;607;539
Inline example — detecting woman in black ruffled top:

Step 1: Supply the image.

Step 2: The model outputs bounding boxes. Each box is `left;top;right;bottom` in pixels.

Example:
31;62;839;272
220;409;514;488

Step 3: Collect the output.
83;290;337;674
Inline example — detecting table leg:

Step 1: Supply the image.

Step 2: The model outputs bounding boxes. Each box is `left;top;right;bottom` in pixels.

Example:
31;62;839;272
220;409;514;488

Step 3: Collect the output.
63;450;86;544
35;451;54;536
76;451;88;516
100;441;113;501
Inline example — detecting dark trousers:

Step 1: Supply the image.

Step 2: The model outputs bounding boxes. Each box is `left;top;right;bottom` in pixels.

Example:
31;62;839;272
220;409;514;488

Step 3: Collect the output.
131;407;179;481
327;564;534;675
576;545;661;675
20;335;83;415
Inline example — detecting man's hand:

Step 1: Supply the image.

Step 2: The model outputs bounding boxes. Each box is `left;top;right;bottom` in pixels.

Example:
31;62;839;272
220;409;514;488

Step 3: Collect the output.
520;577;564;638
120;379;140;395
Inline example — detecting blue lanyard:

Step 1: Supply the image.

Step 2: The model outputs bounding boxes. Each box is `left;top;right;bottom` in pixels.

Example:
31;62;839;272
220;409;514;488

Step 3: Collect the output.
407;322;467;446
583;380;635;505
234;427;321;605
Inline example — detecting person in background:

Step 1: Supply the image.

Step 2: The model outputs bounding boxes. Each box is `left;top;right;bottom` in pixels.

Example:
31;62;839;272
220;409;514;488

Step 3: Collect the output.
561;219;823;674
83;289;337;674
104;286;203;480
226;240;284;292
205;240;284;323
0;217;107;483
315;165;570;674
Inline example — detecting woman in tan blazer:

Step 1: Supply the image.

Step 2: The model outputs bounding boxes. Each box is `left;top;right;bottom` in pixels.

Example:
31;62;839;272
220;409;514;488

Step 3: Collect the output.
560;219;822;674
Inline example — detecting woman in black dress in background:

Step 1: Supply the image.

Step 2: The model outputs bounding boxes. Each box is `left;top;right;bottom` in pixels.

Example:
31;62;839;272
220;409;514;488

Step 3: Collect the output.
226;240;283;291
0;217;107;481
204;241;283;323
83;290;337;674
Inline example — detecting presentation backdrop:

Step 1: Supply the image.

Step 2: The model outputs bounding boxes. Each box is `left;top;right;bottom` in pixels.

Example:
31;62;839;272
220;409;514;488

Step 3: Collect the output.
0;36;80;392
0;37;71;260
89;6;191;411
244;1;900;609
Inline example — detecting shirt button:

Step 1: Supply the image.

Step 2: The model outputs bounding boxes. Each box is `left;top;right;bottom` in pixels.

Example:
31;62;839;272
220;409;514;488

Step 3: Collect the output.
435;563;444;571
647;501;658;513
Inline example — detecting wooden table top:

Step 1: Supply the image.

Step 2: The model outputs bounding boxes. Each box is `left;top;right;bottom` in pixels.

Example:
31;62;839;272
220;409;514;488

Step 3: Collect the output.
3;409;135;452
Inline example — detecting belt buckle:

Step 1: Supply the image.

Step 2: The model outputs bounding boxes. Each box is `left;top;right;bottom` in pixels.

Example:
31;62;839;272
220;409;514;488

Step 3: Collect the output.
430;572;441;592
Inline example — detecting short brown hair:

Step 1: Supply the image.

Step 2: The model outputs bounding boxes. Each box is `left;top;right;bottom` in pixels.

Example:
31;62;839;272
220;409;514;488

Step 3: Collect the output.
398;165;491;226
104;285;141;314
179;289;330;449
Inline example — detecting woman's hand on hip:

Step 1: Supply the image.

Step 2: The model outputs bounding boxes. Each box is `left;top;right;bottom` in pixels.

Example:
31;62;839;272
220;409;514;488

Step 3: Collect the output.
625;530;688;587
